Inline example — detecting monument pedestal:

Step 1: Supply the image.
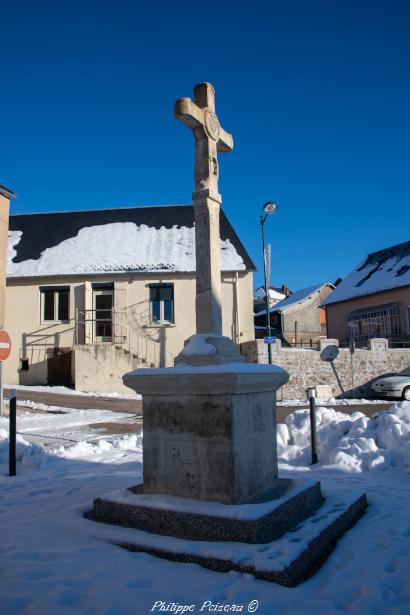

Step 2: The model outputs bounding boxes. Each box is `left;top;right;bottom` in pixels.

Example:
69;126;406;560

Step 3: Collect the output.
87;335;367;586
123;359;288;505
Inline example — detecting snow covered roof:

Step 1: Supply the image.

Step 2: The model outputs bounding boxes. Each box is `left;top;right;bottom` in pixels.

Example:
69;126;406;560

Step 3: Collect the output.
253;286;286;301
8;205;255;278
255;283;329;316
322;240;410;306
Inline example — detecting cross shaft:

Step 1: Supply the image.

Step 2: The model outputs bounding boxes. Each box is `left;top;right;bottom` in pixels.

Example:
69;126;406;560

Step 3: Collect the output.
174;83;233;335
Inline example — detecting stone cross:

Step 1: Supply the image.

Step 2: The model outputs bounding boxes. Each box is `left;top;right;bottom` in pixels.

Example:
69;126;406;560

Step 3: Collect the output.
174;83;233;335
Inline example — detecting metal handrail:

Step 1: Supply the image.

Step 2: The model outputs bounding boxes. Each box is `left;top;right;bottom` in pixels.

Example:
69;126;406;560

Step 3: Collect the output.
75;308;174;367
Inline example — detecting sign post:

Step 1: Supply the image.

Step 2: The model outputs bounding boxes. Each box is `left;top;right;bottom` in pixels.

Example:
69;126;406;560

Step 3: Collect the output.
9;389;16;476
264;243;271;296
0;330;12;418
349;337;355;392
307;386;318;465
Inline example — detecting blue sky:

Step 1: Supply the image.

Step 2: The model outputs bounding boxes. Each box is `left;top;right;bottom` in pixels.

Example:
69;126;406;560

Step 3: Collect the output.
1;0;409;290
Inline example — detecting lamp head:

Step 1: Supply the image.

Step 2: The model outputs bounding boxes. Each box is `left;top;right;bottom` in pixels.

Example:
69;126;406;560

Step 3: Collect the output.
263;202;278;215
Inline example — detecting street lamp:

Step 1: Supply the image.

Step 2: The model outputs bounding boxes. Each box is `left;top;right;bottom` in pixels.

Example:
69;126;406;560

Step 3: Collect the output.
260;202;278;364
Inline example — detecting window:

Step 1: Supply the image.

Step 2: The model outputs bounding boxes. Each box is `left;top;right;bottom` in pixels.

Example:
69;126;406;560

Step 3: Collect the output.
149;284;174;324
347;303;401;339
40;287;69;322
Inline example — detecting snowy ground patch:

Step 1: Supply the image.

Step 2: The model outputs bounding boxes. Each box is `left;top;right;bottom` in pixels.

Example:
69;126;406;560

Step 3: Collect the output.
1;403;410;614
277;401;410;472
0;404;138;448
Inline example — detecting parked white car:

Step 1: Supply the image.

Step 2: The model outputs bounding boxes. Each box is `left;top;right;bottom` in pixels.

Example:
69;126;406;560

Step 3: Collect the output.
371;368;410;401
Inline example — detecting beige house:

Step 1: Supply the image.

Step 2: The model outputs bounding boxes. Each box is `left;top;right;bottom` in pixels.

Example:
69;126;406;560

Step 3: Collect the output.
254;282;334;346
6;205;255;393
323;240;410;344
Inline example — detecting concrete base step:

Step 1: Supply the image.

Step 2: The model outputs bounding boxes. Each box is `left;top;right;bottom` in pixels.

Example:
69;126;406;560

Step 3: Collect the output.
88;478;323;543
85;486;366;587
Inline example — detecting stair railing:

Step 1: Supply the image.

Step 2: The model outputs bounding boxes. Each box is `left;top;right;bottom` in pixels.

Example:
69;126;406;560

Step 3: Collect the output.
75;308;174;367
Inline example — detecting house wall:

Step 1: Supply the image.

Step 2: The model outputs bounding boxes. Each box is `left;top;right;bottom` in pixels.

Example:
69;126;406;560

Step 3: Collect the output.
281;285;333;343
74;344;142;395
325;287;410;343
0;194;10;326
4;270;254;389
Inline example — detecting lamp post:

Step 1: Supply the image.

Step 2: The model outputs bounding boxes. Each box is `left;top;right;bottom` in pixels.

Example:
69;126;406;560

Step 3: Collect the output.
260;202;278;364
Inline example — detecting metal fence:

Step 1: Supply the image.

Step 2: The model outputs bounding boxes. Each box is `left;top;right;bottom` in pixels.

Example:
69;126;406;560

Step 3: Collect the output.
286;340;320;350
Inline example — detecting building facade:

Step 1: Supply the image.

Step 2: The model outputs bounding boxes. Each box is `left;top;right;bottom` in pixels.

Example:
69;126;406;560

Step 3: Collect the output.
323;241;410;345
6;205;255;392
254;283;334;345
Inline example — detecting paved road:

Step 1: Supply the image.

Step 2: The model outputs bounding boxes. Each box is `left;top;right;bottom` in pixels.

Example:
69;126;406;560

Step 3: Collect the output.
3;387;392;423
4;388;142;415
276;402;392;422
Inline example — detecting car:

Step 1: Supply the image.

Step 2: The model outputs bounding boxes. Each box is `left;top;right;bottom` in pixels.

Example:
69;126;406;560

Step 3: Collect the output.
371;367;410;401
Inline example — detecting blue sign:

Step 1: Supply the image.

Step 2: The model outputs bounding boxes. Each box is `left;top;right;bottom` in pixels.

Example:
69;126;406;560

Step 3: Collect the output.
264;336;276;344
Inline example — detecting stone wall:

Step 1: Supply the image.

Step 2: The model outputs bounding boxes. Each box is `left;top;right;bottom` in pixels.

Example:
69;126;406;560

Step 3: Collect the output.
240;338;410;400
74;344;142;394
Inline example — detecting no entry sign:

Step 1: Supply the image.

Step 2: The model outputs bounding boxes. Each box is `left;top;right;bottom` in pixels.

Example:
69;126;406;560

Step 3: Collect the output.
0;330;11;361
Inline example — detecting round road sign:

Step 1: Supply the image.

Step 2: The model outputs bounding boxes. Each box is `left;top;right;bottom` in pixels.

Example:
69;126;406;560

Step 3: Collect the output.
0;330;11;361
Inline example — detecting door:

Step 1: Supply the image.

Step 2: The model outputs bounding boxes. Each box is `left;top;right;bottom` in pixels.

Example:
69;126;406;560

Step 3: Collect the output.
47;348;73;386
93;289;113;342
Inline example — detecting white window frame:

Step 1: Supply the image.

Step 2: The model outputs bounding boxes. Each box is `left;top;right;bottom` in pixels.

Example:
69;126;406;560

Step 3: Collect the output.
40;286;70;324
92;288;114;342
149;284;174;325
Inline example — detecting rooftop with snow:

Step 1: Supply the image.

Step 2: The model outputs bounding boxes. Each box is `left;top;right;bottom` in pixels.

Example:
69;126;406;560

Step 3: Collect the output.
7;205;255;278
253;286;286;302
255;283;333;316
323;240;410;306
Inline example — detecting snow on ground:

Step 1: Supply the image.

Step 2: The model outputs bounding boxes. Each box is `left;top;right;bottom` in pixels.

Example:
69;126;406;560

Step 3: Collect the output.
1;403;410;614
277;401;410;471
0;405;136;448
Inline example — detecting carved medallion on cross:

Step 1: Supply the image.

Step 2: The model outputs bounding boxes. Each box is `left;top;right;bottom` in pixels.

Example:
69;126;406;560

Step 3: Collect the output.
174;82;233;203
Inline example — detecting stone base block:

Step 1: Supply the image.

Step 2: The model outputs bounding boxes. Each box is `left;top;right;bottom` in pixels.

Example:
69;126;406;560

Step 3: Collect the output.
88;479;323;544
123;360;289;505
86;488;366;587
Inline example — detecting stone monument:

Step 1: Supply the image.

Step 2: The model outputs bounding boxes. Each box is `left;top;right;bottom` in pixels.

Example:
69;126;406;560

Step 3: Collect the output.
174;82;232;335
88;83;366;586
123;82;289;505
